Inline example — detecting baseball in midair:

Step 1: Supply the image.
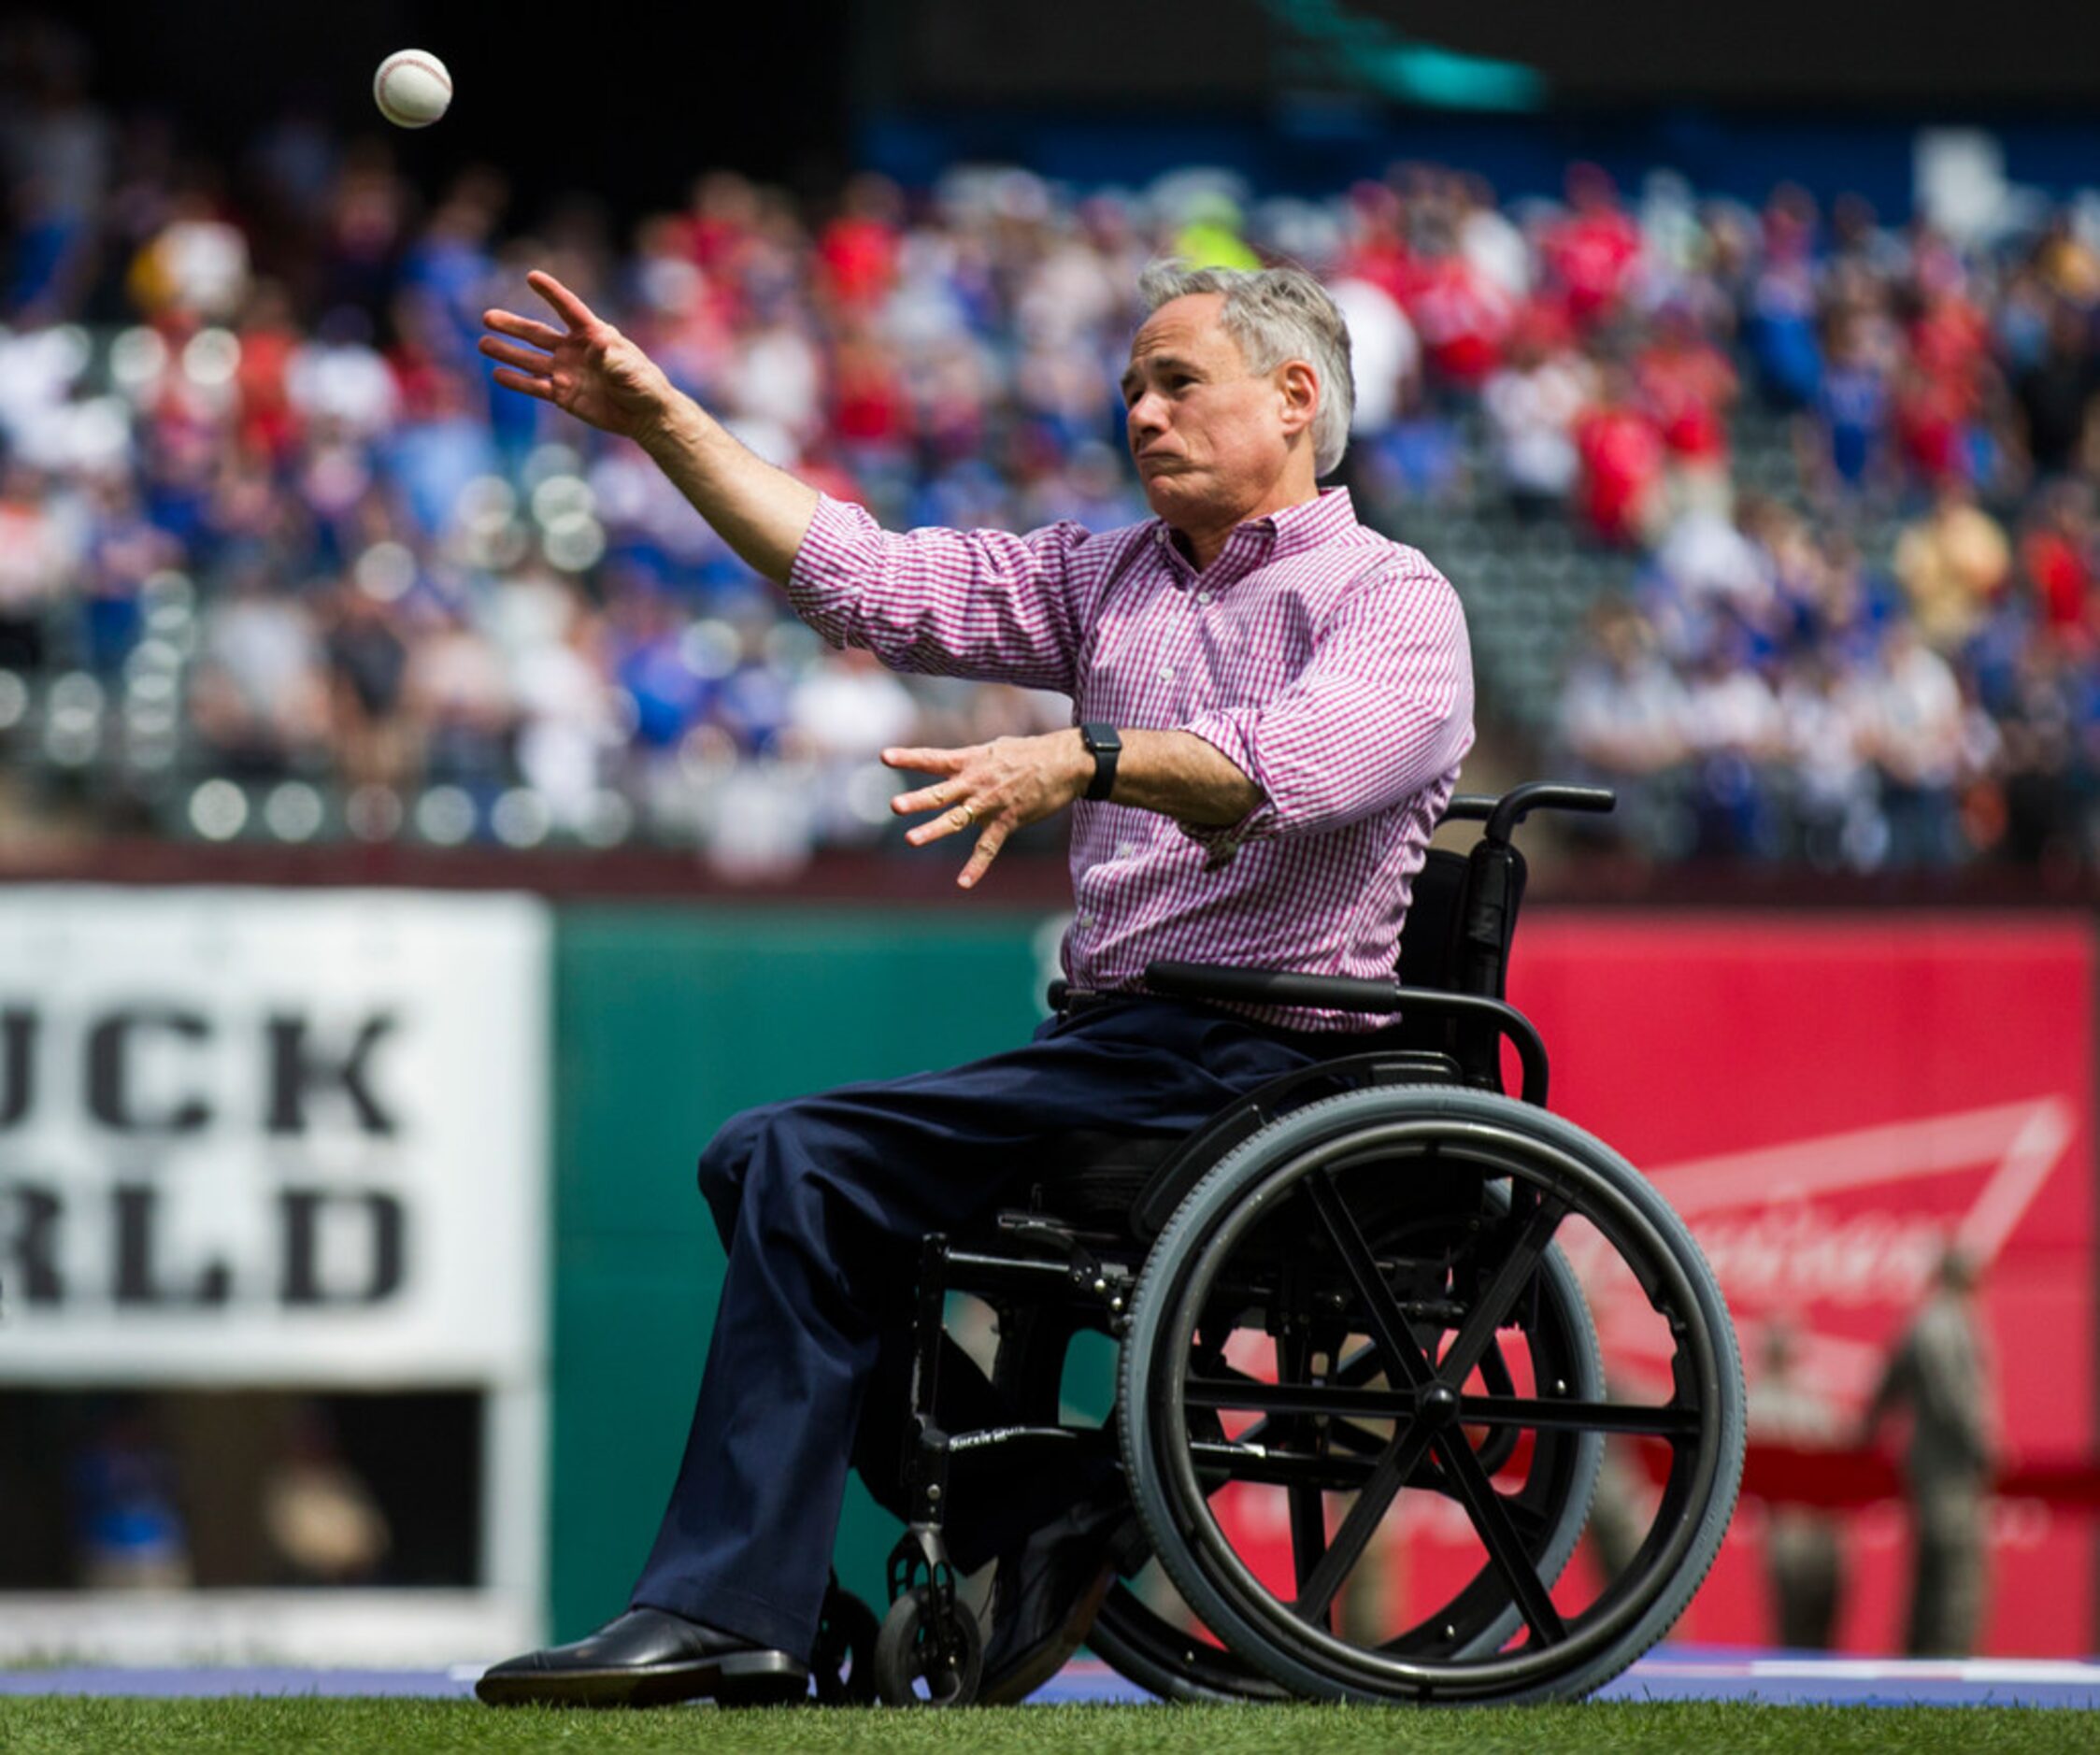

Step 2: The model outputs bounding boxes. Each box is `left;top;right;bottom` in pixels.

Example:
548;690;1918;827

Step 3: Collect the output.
373;50;452;129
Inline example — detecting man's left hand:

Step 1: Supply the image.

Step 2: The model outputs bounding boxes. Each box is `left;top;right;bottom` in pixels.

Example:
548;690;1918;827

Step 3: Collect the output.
885;732;1091;889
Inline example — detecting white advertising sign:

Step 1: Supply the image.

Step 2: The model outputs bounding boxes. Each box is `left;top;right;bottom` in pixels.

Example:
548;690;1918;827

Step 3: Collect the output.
0;887;550;1387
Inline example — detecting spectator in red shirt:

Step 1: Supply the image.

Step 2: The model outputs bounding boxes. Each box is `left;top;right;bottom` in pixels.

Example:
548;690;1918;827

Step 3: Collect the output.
1910;282;1991;392
1542;164;1643;333
828;321;910;450
684;170;764;285
1575;364;1666;547
233;280;303;464
1890;269;1994;489
816;174;901;313
1337;180;1413;305
1892;357;1972;489
2020;483;2098;646
1403;218;1512;391
1636;304;1737;468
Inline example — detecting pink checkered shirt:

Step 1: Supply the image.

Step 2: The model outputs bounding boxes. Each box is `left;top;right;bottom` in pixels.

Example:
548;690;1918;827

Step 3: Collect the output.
786;486;1475;1032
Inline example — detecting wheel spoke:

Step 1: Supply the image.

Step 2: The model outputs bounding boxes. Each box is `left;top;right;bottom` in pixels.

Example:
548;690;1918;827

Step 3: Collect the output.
1433;1431;1566;1646
1458;1395;1702;1438
1185;1377;1695;1443
1440;1192;1569;1386
1277;1325;1332;1613
1186;1377;1411;1420
1193;1359;1285;1448
1191;1439;1384;1491
1303;1173;1436;1391
1293;1423;1436;1625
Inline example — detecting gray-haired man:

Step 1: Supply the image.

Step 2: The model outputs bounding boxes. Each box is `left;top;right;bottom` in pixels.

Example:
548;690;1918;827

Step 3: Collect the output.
475;259;1472;1706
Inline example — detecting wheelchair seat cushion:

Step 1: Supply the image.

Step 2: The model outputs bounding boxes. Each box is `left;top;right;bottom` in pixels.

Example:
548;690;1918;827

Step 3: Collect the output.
1025;1130;1182;1231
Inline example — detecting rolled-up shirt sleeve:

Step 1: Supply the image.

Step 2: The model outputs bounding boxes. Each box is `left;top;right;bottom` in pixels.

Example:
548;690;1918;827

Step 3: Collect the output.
1176;559;1474;853
785;493;1092;692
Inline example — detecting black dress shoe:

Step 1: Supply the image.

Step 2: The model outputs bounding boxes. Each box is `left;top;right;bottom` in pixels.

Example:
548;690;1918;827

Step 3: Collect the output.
476;1606;808;1708
979;1490;1138;1705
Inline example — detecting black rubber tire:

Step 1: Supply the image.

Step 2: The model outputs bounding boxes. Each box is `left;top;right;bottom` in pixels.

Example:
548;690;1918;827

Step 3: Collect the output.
1119;1086;1745;1706
872;1585;985;1706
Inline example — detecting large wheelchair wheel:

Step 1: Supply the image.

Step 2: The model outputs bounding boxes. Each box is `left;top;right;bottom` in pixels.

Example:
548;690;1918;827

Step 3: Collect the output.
1120;1087;1744;1705
991;1169;1605;1703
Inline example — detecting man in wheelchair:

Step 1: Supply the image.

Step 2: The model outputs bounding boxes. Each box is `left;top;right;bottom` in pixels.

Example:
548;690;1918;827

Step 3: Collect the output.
475;258;1742;1709
471;255;1479;1705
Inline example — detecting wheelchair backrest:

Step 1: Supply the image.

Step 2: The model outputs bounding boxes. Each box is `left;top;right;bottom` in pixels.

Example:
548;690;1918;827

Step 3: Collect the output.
1384;812;1534;1086
1396;836;1528;1003
1395;846;1468;992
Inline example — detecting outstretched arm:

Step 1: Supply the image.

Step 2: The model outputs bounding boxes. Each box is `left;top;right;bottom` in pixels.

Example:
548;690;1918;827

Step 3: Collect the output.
480;270;818;581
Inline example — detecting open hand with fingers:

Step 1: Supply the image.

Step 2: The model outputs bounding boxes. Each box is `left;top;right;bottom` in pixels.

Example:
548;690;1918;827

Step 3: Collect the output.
885;731;1092;889
480;270;680;442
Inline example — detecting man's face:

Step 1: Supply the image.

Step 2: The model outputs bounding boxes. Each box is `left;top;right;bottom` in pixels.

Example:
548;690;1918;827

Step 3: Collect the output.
1121;293;1296;526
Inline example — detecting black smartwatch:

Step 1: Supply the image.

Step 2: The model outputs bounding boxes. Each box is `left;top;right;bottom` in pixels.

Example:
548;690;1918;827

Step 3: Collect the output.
1080;722;1122;802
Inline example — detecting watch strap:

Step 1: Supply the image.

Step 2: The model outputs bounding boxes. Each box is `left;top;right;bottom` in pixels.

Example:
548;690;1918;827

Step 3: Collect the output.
1080;722;1121;802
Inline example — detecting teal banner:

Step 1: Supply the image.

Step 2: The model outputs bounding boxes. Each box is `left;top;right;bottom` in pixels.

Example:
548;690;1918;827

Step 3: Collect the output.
548;903;1053;1639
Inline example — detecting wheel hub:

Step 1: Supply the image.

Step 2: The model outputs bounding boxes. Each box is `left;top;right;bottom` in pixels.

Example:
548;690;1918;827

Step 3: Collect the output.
1417;1381;1461;1429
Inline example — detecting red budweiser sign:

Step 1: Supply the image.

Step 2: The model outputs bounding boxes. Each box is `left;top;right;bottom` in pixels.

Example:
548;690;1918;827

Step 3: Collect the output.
1520;913;2095;1656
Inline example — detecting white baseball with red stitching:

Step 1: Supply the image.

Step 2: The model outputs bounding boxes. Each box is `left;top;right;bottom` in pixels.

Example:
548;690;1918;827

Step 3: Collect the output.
373;50;452;129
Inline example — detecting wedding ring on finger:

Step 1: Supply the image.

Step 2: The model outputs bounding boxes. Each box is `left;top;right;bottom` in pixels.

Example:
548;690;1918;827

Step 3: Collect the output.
952;803;976;829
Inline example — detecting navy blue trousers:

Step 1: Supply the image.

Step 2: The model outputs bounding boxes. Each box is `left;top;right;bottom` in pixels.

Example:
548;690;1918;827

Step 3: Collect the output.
626;998;1321;1657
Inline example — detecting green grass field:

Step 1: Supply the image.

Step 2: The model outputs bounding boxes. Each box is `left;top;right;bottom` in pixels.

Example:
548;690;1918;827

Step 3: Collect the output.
0;1700;2094;1755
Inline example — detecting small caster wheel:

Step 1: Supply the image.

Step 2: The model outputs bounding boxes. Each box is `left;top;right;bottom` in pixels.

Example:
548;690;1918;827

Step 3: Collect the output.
812;1585;880;1705
872;1584;983;1706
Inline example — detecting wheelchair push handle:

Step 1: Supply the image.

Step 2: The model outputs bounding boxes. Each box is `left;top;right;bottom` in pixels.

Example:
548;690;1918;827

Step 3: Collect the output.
1444;781;1615;847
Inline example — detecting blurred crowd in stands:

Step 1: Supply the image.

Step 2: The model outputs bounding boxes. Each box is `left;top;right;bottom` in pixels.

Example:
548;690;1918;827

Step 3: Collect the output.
1544;175;2100;873
6;19;2100;873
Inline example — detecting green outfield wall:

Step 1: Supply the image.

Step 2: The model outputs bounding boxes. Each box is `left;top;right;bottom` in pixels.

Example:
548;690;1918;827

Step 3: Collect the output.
548;903;1056;1639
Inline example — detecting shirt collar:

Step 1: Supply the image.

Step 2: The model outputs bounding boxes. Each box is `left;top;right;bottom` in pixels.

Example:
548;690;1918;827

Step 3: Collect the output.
1150;486;1360;582
1264;486;1359;559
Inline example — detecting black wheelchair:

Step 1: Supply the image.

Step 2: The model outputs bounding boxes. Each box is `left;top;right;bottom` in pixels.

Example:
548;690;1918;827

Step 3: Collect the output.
821;781;1745;1707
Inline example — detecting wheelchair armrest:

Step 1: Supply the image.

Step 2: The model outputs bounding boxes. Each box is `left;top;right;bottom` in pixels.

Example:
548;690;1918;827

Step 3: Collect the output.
1146;958;1401;1015
1144;960;1549;1106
